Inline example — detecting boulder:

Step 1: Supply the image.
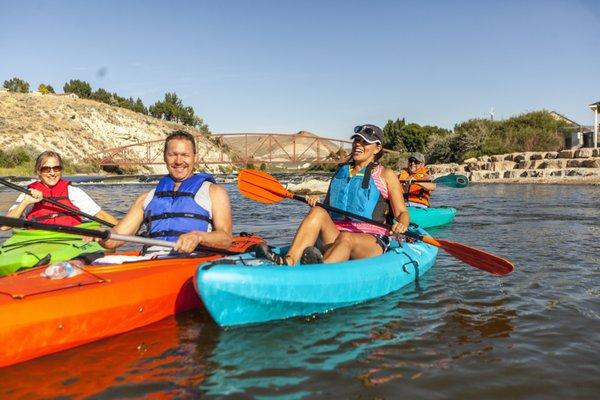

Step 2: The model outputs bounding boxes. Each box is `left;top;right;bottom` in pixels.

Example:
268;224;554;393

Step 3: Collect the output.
490;154;507;162
465;161;487;171
489;161;516;171
477;155;490;163
428;163;460;174
463;157;478;163
567;159;582;168
593;149;599;157
558;149;575;158
530;152;546;160
581;158;600;168
575;148;594;158
538;159;567;169
545;151;558;159
513;152;535;162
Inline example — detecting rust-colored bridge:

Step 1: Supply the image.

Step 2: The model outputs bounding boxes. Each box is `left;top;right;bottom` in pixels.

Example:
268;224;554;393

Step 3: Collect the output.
88;132;399;167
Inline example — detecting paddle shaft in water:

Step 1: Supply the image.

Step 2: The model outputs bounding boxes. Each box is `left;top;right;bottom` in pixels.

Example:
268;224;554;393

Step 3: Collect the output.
0;177;115;227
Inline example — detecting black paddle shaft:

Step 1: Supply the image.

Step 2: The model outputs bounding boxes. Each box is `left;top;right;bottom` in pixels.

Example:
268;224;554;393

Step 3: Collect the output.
291;194;424;242
0;215;111;239
0;177;114;227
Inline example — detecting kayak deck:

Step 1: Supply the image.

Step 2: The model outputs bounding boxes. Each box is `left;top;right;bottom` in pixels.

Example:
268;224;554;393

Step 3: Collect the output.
0;221;105;276
408;206;456;228
0;234;264;368
195;229;438;327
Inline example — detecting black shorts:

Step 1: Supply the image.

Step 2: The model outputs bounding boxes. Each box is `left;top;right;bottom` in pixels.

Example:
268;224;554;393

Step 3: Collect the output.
372;234;391;253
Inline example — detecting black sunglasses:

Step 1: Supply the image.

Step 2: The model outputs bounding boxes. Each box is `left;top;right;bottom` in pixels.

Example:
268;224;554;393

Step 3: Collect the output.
354;125;375;136
408;158;422;164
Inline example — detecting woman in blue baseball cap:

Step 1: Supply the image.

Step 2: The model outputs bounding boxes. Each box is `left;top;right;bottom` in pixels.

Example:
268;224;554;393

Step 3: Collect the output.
255;124;409;265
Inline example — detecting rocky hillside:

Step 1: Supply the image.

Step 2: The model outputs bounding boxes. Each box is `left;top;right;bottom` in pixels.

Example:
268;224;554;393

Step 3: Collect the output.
0;91;233;172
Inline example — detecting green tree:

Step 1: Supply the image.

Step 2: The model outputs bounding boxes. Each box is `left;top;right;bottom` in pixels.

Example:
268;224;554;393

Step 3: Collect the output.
149;92;207;130
3;77;30;93
37;83;55;94
91;88;112;104
382;118;406;151
63;79;92;98
133;98;148;114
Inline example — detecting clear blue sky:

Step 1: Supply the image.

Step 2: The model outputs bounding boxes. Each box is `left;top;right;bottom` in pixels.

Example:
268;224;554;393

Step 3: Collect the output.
1;0;599;139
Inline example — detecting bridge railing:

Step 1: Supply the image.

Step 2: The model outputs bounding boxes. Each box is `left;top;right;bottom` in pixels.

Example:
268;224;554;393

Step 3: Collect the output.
88;133;399;166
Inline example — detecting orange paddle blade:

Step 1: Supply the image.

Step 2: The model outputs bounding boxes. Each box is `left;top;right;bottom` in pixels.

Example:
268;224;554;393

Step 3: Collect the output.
237;169;293;204
421;236;514;275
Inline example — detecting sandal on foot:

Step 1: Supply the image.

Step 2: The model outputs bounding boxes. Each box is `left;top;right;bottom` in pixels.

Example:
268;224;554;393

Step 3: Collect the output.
300;246;323;265
253;243;289;265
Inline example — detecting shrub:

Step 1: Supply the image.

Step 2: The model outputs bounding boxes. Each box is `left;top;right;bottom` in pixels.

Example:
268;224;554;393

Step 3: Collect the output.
38;83;55;94
3;77;30;93
63;79;92;98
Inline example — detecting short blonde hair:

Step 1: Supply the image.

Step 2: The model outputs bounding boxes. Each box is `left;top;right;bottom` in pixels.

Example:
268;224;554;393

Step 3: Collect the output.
34;151;63;173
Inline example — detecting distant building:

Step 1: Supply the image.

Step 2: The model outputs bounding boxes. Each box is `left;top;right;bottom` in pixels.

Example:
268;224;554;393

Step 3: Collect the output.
551;111;595;149
589;101;600;148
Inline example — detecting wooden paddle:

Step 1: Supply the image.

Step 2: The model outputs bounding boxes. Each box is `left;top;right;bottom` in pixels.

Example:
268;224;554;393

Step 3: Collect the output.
0;177;115;227
0;216;242;255
237;169;513;275
399;173;469;188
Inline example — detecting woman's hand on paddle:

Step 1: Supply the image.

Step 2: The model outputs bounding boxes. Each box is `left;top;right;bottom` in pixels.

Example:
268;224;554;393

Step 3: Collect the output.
305;195;321;207
174;231;206;253
389;221;407;235
23;189;43;205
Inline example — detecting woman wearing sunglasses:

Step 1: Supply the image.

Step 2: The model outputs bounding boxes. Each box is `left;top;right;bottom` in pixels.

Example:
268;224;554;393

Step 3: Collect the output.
255;124;409;266
398;152;436;208
3;151;117;228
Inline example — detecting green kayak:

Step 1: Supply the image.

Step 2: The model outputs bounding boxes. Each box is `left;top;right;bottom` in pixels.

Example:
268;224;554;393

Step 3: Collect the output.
408;206;456;228
0;221;104;276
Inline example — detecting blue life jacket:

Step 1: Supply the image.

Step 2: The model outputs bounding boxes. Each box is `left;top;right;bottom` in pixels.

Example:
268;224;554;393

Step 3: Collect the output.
143;173;215;242
324;163;388;223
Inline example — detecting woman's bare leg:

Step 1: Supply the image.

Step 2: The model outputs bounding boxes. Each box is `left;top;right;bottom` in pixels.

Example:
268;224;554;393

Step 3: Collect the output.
323;232;383;264
285;207;339;265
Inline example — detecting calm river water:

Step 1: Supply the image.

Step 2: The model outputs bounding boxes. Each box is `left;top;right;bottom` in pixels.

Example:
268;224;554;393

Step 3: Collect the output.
0;181;598;399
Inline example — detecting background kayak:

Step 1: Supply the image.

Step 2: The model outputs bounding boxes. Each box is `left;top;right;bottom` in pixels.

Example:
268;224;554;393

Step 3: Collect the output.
0;221;105;276
195;228;438;327
408;206;456;228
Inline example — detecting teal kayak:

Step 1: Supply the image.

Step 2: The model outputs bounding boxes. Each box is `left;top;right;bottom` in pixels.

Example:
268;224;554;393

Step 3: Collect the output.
0;221;104;276
194;227;438;327
408;206;456;228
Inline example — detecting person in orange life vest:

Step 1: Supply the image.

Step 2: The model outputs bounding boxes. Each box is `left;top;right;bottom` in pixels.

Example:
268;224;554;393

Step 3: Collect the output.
398;152;436;208
255;124;409;266
1;151;118;230
94;130;232;254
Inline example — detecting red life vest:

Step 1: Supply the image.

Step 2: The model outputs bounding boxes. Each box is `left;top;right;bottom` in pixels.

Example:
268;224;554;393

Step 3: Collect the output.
26;179;83;226
398;166;431;207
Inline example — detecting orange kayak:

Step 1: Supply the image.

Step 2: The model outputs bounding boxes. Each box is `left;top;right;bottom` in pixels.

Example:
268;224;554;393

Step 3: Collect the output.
0;234;263;368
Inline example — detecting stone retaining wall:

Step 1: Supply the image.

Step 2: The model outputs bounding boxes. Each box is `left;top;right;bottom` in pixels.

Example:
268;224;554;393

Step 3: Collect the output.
429;148;600;184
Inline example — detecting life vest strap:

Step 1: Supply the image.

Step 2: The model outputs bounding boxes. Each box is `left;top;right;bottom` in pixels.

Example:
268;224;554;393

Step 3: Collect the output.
143;212;213;225
146;230;189;239
155;191;195;198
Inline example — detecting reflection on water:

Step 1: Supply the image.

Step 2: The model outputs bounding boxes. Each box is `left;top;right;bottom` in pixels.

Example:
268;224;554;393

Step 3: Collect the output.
1;182;599;399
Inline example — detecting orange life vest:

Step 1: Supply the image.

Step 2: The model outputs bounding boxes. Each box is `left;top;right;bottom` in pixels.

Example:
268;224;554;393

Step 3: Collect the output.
26;179;83;226
398;166;431;207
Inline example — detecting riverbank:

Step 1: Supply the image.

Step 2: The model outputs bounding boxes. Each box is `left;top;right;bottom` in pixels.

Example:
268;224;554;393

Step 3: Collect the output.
429;148;600;185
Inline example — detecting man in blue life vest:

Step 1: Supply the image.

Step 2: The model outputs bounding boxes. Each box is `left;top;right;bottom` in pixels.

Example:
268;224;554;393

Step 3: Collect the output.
97;130;232;253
